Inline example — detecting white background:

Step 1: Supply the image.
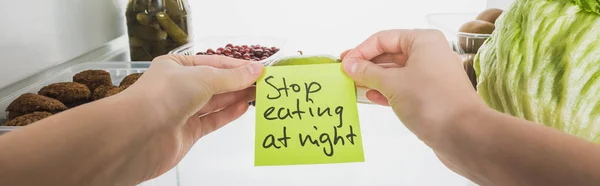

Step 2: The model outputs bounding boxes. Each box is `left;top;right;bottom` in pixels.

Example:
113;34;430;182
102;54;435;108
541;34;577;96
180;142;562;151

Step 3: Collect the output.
487;0;515;9
188;0;486;56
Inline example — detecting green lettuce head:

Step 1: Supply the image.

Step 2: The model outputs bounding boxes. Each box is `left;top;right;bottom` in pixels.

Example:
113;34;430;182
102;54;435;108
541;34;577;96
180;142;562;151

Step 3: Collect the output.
474;0;600;143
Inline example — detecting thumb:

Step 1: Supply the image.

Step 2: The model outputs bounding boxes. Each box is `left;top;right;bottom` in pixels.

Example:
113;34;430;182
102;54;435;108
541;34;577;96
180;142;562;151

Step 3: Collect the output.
342;57;387;91
199;62;264;94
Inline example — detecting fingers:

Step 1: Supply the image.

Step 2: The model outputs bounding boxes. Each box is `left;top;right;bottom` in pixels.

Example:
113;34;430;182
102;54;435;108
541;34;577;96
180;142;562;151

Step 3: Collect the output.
153;54;251;68
340;49;352;59
342;49;408;65
342;58;390;91
196;62;264;95
197;87;256;116
370;54;409;65
341;29;449;106
191;55;251;68
192;101;249;139
353;63;401;89
375;62;403;69
343;29;414;62
366;90;390;106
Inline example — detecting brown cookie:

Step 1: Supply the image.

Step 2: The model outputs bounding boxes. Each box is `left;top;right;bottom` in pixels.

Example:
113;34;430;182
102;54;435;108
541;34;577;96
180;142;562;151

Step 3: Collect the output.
105;86;125;97
3;112;52;126
92;85;114;101
38;82;91;107
6;93;67;116
8;111;24;120
73;70;112;92
119;73;143;87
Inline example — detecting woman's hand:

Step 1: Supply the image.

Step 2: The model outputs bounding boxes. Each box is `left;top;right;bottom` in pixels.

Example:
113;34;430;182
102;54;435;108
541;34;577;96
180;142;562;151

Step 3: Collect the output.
342;29;600;186
340;29;486;146
0;54;265;186
123;55;264;180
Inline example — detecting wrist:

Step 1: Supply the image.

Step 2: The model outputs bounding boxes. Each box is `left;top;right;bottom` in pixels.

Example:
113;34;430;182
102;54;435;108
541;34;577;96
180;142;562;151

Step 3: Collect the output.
117;87;175;132
425;102;498;185
431;99;493;151
108;89;184;181
90;92;169;184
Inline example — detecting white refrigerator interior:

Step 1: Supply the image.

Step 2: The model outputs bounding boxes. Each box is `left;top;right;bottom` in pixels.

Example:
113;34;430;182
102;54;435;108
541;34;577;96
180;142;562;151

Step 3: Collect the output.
487;0;515;9
0;0;496;185
0;0;128;90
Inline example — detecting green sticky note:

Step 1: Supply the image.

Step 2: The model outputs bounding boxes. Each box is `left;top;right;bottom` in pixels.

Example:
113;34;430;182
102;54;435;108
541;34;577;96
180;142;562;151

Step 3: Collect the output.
254;63;365;166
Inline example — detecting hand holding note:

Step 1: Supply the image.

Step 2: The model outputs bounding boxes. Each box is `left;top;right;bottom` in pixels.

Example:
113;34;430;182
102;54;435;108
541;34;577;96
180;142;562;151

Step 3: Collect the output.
254;63;365;166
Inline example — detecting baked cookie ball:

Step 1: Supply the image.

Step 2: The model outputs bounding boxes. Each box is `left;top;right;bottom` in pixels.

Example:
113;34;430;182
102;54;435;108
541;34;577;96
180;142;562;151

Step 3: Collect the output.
73;70;113;92
38;82;91;107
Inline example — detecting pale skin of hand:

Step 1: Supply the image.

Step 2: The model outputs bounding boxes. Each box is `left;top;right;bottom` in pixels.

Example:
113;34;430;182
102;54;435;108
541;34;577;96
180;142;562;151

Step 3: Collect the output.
341;29;600;186
0;55;264;186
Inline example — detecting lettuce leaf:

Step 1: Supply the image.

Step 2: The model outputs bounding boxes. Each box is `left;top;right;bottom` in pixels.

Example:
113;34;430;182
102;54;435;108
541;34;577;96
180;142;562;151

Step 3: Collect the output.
474;0;600;143
564;0;600;14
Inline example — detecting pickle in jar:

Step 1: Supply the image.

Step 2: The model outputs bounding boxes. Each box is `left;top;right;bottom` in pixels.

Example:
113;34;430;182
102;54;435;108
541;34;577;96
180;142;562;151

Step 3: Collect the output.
164;0;186;20
149;40;168;56
130;24;168;41
135;13;161;30
126;0;192;61
130;0;150;12
135;13;152;26
130;47;153;61
156;12;189;45
129;36;144;48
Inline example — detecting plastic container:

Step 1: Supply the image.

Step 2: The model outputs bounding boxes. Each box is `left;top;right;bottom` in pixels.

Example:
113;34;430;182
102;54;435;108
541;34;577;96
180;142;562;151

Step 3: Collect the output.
426;13;492;54
0;62;151;135
169;36;287;66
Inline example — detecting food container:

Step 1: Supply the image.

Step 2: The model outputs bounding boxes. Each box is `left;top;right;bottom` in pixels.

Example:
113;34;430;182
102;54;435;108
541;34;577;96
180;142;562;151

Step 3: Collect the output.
426;13;492;54
169;36;287;66
126;0;193;61
0;62;150;135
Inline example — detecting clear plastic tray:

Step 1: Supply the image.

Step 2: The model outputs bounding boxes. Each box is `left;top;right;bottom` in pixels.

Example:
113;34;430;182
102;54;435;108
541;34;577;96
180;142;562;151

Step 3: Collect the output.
169;36;287;66
0;62;151;134
427;13;492;54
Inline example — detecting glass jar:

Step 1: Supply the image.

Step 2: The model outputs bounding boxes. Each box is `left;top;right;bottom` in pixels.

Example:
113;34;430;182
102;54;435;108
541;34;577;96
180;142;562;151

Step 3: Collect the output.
125;0;193;61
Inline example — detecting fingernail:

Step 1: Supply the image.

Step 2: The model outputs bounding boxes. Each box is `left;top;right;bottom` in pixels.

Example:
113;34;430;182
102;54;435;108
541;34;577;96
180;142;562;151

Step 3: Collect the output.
351;61;358;74
343;58;357;75
247;62;263;75
344;58;358;74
